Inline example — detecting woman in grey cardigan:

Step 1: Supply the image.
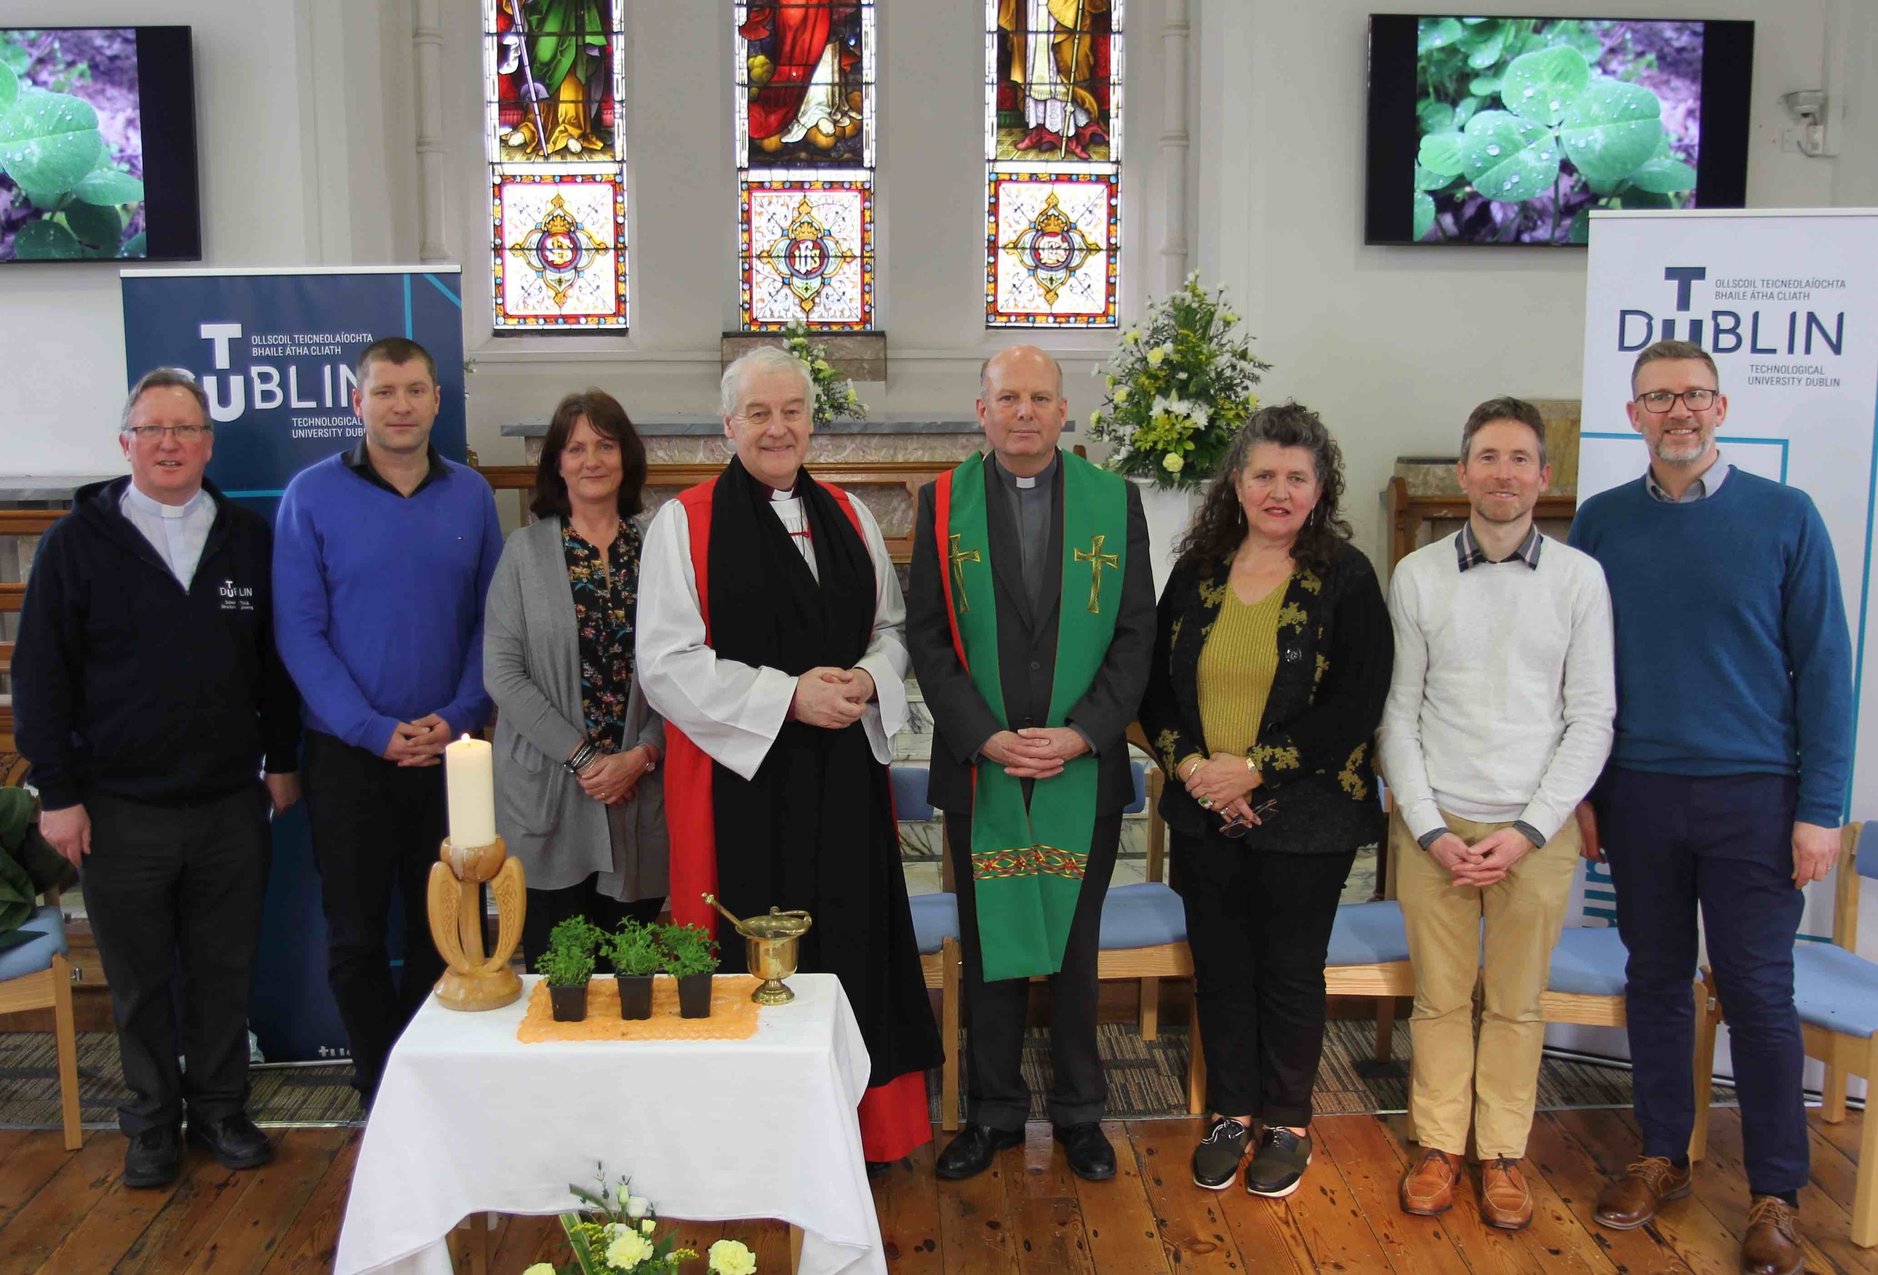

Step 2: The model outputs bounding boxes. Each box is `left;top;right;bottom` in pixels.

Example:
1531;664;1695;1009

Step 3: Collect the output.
483;389;666;965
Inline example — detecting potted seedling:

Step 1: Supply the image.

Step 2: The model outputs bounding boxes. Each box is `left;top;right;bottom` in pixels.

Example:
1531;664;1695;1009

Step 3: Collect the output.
660;922;720;1019
539;916;599;1022
605;919;662;1020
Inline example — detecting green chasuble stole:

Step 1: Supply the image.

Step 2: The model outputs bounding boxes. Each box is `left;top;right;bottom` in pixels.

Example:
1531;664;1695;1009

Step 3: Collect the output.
934;451;1128;981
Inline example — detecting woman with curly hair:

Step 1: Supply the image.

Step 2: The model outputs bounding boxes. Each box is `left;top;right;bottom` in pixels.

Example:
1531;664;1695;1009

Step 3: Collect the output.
1138;402;1393;1198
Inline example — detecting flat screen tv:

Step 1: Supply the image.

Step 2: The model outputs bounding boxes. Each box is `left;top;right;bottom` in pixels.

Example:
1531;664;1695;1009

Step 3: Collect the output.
0;25;200;263
1364;15;1753;246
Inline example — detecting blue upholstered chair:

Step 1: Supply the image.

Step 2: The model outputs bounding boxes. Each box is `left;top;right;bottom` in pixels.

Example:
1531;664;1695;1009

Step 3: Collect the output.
1094;761;1203;1114
1798;822;1878;1246
903;757;1206;1125
894;764;967;1129
0;886;81;1149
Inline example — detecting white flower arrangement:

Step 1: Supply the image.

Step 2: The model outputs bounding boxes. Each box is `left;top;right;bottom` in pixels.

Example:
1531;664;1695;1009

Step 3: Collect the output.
1087;275;1273;491
539;1164;759;1274
780;322;867;431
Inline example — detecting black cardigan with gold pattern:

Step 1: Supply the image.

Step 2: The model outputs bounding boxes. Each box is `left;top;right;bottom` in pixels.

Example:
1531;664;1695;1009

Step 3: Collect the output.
1138;538;1393;854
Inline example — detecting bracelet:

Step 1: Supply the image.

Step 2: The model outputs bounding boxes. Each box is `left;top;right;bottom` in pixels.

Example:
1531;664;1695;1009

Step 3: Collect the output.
1178;758;1202;782
563;742;598;775
1242;755;1258;774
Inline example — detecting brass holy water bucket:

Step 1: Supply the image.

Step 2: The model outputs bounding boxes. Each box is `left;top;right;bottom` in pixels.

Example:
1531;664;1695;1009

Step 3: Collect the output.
702;893;814;1005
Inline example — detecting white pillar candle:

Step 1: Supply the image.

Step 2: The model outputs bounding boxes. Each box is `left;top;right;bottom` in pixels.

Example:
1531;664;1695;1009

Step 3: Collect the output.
444;734;496;848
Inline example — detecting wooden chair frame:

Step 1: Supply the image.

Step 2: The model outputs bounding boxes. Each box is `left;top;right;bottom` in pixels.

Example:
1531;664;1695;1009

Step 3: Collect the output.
1810;822;1878;1246
0;885;81;1150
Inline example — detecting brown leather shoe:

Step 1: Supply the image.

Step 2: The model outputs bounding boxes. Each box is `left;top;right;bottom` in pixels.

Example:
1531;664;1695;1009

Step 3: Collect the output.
1741;1195;1803;1275
1480;1157;1534;1230
1594;1155;1692;1230
1400;1148;1463;1216
1397;1149;1464;1216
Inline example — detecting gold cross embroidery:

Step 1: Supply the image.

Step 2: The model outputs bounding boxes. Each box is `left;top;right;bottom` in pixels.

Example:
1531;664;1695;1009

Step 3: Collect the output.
1074;533;1119;614
947;534;983;613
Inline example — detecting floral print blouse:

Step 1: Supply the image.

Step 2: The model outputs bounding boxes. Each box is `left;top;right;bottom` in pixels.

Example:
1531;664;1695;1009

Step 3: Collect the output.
561;518;642;753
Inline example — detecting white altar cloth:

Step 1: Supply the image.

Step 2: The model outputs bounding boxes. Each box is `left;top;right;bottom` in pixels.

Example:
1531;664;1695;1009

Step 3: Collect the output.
333;973;886;1275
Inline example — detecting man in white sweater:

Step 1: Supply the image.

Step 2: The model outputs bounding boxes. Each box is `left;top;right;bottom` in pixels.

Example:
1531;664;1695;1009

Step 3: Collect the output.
1377;396;1615;1231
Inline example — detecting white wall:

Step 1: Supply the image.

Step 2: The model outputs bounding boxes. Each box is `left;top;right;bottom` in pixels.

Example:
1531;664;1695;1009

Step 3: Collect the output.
0;0;317;478
1197;0;1875;561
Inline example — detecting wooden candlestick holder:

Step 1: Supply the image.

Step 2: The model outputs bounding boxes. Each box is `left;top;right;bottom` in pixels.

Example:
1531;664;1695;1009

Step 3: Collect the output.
427;835;525;1011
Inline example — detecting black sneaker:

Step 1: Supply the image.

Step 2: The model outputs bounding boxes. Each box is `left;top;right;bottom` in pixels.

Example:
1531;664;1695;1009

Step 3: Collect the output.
1191;1115;1251;1190
1245;1126;1312;1198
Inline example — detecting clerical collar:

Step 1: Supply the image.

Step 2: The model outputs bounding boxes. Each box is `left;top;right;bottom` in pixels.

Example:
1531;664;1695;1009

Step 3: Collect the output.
990;451;1057;492
123;482;208;520
768;482;798;503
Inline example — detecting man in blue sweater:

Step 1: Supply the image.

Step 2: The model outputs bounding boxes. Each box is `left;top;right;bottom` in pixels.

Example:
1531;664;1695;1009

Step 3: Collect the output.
273;337;503;1108
1570;339;1850;1275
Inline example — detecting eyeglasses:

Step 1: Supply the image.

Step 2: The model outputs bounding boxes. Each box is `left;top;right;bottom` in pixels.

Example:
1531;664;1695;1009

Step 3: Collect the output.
736;406;808;428
1635;388;1717;414
122;424;211;442
1219;798;1278;839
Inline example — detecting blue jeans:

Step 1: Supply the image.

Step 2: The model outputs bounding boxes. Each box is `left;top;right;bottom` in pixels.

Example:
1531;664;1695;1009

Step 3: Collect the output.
1597;767;1807;1196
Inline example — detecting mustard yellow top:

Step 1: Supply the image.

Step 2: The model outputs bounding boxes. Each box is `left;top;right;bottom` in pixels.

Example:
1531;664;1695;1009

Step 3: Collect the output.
1192;577;1289;765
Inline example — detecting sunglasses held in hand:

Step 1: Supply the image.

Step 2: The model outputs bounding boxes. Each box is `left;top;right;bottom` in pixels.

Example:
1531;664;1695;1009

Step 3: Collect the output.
1220;797;1278;839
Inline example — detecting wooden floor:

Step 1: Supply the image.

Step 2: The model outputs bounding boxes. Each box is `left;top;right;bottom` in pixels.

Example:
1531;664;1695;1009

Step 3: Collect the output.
0;1107;1871;1273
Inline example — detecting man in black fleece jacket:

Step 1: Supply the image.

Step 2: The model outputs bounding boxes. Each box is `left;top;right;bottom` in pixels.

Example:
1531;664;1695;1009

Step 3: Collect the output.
13;369;300;1189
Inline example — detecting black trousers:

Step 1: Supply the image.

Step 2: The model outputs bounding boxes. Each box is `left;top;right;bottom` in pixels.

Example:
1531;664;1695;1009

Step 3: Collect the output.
521;879;664;971
302;730;448;1098
83;785;270;1135
1174;827;1355;1126
945;811;1120;1131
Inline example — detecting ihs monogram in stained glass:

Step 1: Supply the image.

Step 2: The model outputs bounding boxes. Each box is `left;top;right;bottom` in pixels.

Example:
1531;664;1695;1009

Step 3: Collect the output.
494;174;627;328
987;173;1116;326
482;0;628;332
742;181;872;330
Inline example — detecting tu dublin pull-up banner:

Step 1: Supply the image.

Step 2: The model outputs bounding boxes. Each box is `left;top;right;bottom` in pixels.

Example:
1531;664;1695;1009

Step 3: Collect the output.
120;265;465;1065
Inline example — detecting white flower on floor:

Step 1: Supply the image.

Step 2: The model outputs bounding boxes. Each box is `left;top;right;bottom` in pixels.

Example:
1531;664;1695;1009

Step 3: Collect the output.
709;1238;758;1275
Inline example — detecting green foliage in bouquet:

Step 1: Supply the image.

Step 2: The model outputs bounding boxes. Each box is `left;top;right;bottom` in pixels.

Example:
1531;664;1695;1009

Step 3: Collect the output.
780;322;867;431
1087;276;1272;491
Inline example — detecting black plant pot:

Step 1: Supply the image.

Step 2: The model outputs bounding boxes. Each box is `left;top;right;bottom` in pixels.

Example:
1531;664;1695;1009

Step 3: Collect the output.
616;974;654;1020
549;981;590;1022
676;972;714;1019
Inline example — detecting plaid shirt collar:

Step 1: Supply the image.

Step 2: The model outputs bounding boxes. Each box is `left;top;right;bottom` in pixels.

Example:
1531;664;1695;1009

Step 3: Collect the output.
1455;521;1543;572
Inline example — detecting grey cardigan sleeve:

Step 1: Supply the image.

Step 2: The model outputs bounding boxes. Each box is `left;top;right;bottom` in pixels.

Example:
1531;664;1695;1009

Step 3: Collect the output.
484;535;589;765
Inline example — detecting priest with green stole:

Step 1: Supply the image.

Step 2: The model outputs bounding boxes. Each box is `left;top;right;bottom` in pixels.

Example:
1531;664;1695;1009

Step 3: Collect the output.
907;344;1155;1182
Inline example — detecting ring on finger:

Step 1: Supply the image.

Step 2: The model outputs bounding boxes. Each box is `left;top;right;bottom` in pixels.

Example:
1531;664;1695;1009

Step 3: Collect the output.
1198;797;1213;809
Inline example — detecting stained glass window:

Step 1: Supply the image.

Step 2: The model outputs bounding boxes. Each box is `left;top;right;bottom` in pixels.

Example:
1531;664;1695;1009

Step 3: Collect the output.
986;0;1123;327
484;0;628;330
735;2;876;330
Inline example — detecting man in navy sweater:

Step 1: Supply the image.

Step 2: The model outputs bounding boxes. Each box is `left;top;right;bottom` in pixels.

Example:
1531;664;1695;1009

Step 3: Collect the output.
273;337;503;1108
1570;339;1850;1275
15;369;301;1188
